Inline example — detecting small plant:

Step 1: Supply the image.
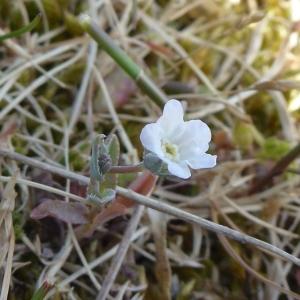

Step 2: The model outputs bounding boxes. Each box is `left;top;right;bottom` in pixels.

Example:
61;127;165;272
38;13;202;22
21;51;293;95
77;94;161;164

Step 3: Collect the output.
87;99;216;205
141;99;216;178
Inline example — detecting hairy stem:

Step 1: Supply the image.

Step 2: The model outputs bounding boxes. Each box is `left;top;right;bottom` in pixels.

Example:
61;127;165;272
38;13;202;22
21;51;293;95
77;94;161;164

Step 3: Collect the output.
109;163;143;174
1;149;300;266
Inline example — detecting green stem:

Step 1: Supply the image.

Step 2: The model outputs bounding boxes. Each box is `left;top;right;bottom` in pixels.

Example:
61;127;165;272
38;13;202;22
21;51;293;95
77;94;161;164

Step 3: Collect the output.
0;13;42;42
109;163;143;174
31;282;52;300
80;14;167;108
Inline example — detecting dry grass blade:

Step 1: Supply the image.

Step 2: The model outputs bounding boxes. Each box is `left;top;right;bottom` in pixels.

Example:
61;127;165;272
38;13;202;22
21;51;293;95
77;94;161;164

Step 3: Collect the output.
148;209;171;300
0;176;17;300
93;67;137;160
252;80;300;92
46;227;148;298
1;1;300;298
211;209;300;299
96;206;144;300
222;195;298;238
0;176;86;202
0;149;299;267
117;186;300;267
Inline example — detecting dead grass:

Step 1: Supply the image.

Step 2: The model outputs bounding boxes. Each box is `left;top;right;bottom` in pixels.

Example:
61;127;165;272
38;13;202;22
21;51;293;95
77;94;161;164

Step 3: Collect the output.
1;0;300;299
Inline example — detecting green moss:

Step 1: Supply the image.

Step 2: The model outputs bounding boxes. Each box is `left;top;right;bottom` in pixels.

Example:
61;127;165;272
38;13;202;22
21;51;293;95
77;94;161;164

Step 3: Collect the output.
233;121;254;151
0;0;12;22
12;211;24;240
258;137;291;161
18;68;36;86
245;94;280;136
42;0;63;26
69;149;86;171
58;61;85;85
11;135;28;155
9;7;24;31
176;279;196;300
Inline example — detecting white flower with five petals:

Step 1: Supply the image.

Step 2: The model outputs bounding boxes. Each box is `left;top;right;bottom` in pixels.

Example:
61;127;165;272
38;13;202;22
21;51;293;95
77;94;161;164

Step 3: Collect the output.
140;99;216;179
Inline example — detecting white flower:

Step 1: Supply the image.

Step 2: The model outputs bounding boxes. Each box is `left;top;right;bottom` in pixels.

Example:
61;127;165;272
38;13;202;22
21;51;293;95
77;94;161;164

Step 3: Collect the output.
140;99;217;179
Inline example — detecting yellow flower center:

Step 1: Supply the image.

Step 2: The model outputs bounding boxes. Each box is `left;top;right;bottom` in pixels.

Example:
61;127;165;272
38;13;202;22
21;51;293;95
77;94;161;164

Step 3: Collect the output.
162;141;178;160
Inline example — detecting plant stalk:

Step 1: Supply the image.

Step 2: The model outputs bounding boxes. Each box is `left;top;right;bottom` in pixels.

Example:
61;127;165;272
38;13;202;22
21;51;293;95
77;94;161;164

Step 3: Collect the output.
80;14;167;107
109;164;143;174
1;149;300;267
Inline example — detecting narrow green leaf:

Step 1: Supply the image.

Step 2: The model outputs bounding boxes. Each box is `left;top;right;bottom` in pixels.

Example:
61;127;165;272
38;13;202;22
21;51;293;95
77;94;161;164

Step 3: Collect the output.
31;282;52;300
0;13;42;42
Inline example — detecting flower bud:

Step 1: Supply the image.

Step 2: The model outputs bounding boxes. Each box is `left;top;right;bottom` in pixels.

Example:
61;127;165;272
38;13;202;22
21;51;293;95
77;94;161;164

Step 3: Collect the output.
143;151;170;176
98;152;112;175
90;135;112;181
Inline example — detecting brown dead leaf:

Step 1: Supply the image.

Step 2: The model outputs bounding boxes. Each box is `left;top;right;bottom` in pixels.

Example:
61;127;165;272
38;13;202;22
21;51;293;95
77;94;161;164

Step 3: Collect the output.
145;41;175;57
30;200;89;224
0;176;17;300
214;130;233;150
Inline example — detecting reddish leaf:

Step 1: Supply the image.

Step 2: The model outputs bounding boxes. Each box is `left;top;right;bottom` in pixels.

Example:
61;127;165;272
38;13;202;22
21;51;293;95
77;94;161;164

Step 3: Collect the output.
104;69;137;108
31;200;89;224
294;268;300;287
0;117;18;147
214;130;233;150
292;21;300;32
113;77;136;108
116;170;157;207
70;181;87;198
76;170;157;238
146;41;174;57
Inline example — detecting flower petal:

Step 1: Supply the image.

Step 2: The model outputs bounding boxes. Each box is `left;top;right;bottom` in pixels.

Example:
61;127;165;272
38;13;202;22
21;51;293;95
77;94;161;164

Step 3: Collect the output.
163;99;184;120
176;120;212;152
167;161;191;179
141;99;217;178
187;153;217;169
140;123;163;155
157;99;184;138
179;140;201;161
